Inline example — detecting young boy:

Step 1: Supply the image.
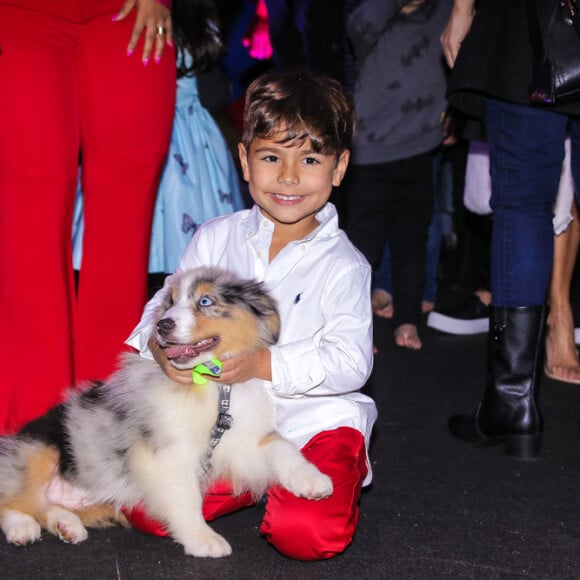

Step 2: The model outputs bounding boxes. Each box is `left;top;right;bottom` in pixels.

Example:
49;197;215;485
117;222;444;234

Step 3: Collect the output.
126;70;377;560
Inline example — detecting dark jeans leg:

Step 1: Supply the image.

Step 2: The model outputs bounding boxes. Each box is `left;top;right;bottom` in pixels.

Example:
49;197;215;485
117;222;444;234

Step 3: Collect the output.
485;98;568;307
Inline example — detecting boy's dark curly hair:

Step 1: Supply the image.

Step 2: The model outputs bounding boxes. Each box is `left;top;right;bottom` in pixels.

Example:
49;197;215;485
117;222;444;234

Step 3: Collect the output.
242;70;356;157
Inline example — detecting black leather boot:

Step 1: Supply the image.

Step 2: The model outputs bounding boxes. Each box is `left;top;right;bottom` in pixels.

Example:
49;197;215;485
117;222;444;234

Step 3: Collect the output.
448;305;546;460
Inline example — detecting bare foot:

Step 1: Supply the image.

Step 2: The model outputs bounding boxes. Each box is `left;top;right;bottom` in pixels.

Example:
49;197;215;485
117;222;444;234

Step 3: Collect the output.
544;302;580;384
372;289;393;319
474;289;492;306
394;324;422;350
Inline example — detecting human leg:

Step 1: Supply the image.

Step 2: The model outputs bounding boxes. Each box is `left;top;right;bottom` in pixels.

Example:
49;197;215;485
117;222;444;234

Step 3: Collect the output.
260;427;367;560
387;152;434;349
344;163;390;268
449;99;568;459
371;245;393;318
74;12;175;382
423;148;448;313
344;156;432;349
0;6;80;432
488;102;566;306
545;203;580;383
344;162;392;341
373;150;448;321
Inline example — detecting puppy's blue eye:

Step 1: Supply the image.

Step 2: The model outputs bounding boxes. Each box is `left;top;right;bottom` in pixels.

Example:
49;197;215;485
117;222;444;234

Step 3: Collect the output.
199;296;214;307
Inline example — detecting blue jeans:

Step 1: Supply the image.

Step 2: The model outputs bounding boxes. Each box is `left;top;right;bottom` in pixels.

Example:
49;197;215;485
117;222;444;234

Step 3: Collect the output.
486;98;580;307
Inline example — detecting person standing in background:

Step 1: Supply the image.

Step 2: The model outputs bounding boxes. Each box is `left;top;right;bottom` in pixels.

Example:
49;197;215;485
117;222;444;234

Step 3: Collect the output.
343;0;452;350
442;0;580;458
0;0;176;433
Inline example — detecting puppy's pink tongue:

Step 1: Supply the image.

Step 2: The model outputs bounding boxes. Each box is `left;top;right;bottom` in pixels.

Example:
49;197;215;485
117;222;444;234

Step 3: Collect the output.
166;344;198;359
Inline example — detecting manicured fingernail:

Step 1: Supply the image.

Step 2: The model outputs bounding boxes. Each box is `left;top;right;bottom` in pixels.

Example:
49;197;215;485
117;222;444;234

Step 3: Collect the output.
126;48;134;57
111;13;120;22
155;55;162;64
143;57;149;67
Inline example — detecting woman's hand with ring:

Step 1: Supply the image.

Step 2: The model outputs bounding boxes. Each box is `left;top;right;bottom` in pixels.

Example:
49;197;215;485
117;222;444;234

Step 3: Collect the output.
114;0;173;65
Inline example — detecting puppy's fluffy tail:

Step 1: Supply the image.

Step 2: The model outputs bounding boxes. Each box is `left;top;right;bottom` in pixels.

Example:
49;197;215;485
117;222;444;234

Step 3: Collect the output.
0;436;56;502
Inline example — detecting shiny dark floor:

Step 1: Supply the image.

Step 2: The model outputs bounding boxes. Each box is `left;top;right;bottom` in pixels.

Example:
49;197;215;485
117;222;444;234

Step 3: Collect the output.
3;282;580;579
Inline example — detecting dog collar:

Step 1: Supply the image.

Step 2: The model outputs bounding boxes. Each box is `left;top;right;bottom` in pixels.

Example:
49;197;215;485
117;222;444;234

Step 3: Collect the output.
200;383;233;477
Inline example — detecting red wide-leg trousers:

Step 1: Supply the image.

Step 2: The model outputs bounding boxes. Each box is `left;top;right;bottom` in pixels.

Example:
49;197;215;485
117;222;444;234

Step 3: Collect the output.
0;2;175;433
128;427;369;561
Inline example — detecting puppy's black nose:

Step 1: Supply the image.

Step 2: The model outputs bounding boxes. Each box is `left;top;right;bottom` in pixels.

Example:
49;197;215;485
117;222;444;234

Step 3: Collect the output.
157;318;175;337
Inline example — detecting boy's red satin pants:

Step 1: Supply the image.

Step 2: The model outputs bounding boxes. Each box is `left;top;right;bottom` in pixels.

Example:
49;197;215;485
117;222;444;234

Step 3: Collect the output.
0;1;175;433
127;427;369;561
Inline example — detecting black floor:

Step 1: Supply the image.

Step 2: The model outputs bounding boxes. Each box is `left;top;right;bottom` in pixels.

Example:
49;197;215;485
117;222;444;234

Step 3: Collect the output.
3;295;580;579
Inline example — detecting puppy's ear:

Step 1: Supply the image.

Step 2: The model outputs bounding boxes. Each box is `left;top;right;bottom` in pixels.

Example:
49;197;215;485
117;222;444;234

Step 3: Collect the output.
229;281;280;346
153;273;177;315
256;293;280;347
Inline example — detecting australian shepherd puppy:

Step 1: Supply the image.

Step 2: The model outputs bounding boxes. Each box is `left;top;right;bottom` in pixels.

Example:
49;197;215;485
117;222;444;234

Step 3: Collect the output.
0;267;332;557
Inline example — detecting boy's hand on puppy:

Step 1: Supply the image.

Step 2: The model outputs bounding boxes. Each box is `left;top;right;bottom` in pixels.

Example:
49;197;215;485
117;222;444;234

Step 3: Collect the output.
215;349;272;384
148;337;194;385
148;338;272;385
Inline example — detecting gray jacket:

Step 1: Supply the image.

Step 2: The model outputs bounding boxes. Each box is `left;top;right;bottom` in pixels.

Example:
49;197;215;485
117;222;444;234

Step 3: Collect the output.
347;0;452;164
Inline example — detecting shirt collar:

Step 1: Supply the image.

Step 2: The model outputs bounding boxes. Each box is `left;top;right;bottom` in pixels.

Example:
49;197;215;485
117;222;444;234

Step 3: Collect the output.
245;203;339;243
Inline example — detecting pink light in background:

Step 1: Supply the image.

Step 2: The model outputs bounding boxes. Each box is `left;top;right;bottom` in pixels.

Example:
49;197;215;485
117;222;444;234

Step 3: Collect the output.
242;0;273;61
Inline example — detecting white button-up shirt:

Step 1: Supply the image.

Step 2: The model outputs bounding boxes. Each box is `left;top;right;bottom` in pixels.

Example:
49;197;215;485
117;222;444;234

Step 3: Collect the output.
127;203;377;483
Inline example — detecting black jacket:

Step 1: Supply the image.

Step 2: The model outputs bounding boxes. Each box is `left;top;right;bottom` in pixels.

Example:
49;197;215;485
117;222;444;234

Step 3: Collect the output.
448;0;580;126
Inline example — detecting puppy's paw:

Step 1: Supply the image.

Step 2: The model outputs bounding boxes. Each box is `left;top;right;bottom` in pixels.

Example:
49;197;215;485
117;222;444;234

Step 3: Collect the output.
284;464;334;500
1;510;41;545
182;526;232;558
46;506;88;544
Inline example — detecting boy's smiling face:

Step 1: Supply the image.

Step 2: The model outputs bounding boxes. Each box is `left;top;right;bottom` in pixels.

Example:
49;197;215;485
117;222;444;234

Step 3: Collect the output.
238;136;349;240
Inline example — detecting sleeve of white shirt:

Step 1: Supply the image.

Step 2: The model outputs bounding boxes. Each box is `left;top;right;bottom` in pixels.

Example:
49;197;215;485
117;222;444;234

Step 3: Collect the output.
269;262;373;397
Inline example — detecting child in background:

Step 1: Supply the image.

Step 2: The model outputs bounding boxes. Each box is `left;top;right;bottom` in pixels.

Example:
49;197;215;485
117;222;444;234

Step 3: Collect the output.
126;70;377;560
73;0;245;275
343;0;451;350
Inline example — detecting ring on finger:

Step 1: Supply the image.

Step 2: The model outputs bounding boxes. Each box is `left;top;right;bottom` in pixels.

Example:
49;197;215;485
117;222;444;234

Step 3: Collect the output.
156;25;167;36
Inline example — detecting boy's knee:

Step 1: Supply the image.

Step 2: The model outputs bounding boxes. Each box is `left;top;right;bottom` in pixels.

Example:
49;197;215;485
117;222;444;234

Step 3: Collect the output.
259;427;368;560
260;503;356;560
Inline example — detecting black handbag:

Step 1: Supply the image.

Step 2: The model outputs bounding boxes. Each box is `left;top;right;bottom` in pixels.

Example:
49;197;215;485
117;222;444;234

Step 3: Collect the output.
529;0;580;104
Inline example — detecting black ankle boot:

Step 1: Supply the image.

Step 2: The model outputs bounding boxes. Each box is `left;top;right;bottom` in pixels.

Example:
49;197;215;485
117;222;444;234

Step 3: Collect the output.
448;305;546;460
